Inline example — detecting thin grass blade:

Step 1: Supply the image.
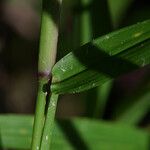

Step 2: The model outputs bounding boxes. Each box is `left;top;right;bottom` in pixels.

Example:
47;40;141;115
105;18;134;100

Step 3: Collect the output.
51;20;150;94
0;115;149;150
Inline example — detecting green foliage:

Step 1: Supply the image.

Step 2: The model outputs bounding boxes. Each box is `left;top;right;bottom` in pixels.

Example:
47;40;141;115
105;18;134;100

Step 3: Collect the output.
108;0;135;27
51;20;150;94
31;0;62;149
0;115;149;150
0;0;150;150
115;82;150;125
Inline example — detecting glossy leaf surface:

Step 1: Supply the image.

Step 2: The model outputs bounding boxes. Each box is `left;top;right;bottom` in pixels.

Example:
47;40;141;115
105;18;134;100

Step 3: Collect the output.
51;20;150;94
0;115;149;150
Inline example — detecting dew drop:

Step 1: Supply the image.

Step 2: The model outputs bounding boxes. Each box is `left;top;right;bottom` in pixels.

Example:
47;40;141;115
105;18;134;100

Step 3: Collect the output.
92;83;96;87
141;58;145;66
36;146;39;150
44;92;48;96
52;102;56;107
121;41;124;44
61;58;64;63
72;90;78;94
78;86;82;90
109;51;112;56
133;32;142;38
46;135;49;141
60;67;66;72
105;35;110;39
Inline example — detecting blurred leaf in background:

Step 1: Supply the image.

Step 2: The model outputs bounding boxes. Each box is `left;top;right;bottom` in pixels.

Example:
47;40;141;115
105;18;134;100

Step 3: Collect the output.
0;0;150;149
0;115;149;150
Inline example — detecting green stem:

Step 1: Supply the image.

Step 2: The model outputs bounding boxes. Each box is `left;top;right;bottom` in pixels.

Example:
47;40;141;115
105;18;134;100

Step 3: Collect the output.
31;79;47;150
93;81;113;118
40;93;59;150
31;0;62;149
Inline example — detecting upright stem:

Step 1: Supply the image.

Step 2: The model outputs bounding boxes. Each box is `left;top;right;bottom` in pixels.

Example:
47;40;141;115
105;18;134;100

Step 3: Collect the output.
41;93;59;150
31;0;62;150
93;81;112;118
31;79;47;150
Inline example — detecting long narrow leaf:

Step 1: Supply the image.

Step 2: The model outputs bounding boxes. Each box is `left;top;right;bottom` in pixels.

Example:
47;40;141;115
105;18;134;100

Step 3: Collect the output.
116;86;150;125
108;0;135;27
51;20;150;94
0;115;149;150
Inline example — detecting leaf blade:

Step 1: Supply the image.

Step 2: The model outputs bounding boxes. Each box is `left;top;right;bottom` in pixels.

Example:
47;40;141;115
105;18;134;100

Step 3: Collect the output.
51;20;150;94
0;115;149;150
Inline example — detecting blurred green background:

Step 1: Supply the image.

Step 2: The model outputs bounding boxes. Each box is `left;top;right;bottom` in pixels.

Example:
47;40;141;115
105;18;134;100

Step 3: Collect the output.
0;0;150;150
0;0;149;127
